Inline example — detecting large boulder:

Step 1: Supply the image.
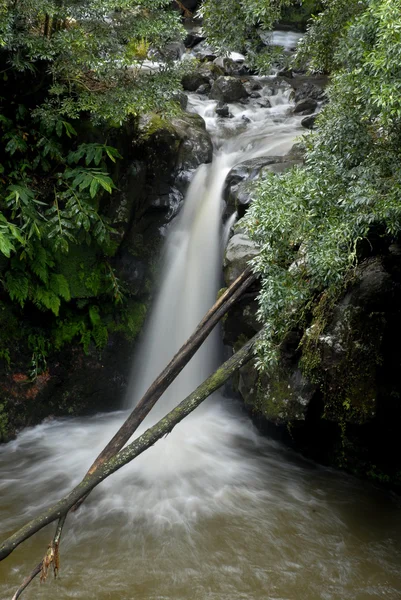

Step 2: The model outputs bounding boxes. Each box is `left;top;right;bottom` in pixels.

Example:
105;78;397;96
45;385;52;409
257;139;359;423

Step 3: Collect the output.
223;233;260;285
138;112;213;173
182;72;210;91
170;113;213;170
223;247;401;487
293;98;318;114
293;81;326;103
224;155;303;218
210;76;248;103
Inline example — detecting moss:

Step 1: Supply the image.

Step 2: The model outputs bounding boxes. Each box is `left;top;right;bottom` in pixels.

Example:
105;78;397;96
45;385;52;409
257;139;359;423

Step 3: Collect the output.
233;333;251;353
140;113;176;140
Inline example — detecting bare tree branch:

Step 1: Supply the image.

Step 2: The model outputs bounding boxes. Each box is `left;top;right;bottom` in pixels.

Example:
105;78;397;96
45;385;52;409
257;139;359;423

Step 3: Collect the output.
2;330;261;566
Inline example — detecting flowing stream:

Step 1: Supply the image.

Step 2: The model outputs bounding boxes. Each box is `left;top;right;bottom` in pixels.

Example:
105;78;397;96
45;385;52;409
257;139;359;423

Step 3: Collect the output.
1;64;401;600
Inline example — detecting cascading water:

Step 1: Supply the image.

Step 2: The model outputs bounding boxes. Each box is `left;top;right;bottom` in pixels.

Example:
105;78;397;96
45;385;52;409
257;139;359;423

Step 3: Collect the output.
1;48;401;600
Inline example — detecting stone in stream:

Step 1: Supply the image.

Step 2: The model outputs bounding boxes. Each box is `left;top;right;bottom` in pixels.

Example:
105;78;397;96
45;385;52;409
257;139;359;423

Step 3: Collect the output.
301;114;317;129
213;56;251;77
184;32;205;48
293;81;326;103
182;72;210;92
223;155;303;218
210;76;248;103
192;41;217;62
216;102;231;118
293;97;318;114
196;83;211;95
244;80;263;94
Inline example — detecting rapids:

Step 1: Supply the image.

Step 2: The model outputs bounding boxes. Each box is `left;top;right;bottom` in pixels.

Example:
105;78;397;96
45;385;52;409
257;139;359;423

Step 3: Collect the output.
1;64;401;600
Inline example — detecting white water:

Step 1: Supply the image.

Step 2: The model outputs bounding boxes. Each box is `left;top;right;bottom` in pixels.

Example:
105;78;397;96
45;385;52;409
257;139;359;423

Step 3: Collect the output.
1;77;401;600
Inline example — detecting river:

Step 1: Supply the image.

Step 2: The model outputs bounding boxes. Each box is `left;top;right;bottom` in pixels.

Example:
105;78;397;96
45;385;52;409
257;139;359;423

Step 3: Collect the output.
1;61;401;600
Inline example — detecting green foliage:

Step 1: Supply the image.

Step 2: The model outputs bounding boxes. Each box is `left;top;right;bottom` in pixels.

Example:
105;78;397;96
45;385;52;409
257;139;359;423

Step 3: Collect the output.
294;0;366;72
0;0;182;366
0;0;185;123
200;0;295;72
244;0;401;370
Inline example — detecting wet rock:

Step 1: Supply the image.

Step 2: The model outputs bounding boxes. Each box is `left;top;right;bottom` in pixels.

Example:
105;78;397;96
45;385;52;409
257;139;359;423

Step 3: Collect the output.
210;76;248;103
216;102;230;118
238;358;318;426
255;98;272;108
182;72;210;92
213;57;250;77
171;113;213;170
293;81;326;103
224;156;286;200
148;186;183;219
301;114;317;129
244;80;263;94
224;155;302;218
277;69;293;78
285;142;306;161
160;41;186;61
293;97;317;114
172;91;188;110
192;41;217;62
250;91;262;98
223;233;260;285
197;83;211;95
184;32;205;48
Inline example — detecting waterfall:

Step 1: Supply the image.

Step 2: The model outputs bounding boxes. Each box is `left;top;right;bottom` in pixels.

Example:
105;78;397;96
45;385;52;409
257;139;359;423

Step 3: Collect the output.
2;64;399;600
126;156;232;424
127;86;300;426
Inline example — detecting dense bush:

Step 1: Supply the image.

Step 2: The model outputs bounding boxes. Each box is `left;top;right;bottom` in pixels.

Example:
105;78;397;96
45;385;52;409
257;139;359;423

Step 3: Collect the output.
0;0;185;371
244;0;401;369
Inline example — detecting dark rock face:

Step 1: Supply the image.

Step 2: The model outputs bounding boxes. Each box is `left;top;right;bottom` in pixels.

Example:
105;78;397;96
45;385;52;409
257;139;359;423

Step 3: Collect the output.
222;241;401;487
210;76;248;103
0;330;136;442
179;0;200;10
184;32;205;48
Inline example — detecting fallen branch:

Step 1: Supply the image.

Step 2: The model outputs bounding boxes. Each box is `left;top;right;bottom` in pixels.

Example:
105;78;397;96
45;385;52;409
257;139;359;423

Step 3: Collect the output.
81;266;256;482
8;265;257;597
2;330;261;565
18;265;256;594
11;515;65;600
